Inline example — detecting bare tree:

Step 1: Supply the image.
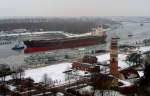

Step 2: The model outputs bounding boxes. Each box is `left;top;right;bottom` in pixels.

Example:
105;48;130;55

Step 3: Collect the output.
41;73;53;87
11;65;25;80
0;64;11;83
41;74;49;86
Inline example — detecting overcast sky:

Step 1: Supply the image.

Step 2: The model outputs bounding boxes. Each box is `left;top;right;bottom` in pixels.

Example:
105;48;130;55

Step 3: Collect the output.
0;0;149;17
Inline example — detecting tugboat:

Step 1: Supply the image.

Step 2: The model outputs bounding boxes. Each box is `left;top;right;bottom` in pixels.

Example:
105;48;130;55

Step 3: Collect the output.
12;41;24;50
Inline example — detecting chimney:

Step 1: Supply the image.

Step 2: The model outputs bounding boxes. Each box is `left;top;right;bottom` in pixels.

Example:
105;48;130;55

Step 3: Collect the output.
109;37;119;78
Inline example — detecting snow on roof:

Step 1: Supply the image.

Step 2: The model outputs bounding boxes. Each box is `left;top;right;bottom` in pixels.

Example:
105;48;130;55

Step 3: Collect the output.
71;70;91;77
96;53;129;69
97;53;110;62
137;71;144;77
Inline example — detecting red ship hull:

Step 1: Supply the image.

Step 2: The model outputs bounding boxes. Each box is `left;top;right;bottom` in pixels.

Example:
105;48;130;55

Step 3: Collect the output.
24;36;106;53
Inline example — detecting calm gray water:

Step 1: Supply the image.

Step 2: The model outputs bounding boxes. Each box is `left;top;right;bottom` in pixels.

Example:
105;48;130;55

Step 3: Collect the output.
107;22;150;43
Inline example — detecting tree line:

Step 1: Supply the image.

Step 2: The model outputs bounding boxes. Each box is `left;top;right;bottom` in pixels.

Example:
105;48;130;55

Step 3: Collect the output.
0;17;118;34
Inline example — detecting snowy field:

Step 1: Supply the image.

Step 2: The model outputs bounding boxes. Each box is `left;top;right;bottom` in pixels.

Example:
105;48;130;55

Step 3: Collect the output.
18;53;128;83
138;46;150;53
24;63;71;83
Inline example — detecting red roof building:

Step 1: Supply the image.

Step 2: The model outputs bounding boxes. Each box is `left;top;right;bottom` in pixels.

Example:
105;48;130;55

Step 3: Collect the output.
72;55;100;73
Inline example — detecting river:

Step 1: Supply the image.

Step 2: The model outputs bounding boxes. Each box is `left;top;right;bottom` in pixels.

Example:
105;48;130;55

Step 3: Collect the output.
0;21;150;65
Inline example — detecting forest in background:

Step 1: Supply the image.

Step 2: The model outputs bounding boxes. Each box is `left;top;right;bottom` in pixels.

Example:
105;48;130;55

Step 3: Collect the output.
0;17;119;34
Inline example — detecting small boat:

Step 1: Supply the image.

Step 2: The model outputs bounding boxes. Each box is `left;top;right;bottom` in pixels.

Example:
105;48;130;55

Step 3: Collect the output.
140;23;144;26
128;34;133;37
12;41;24;50
12;44;24;50
112;36;120;40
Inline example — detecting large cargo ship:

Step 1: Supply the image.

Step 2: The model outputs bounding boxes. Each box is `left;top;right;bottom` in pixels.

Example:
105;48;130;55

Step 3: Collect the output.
24;26;107;53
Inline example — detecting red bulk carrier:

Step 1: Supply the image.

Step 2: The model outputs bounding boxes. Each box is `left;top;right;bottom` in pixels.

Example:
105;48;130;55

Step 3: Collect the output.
24;26;107;53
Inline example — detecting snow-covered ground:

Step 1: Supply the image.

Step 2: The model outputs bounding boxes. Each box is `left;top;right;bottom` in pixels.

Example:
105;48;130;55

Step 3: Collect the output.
5;46;149;84
4;46;149;96
16;53;129;83
138;46;150;53
25;63;71;83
